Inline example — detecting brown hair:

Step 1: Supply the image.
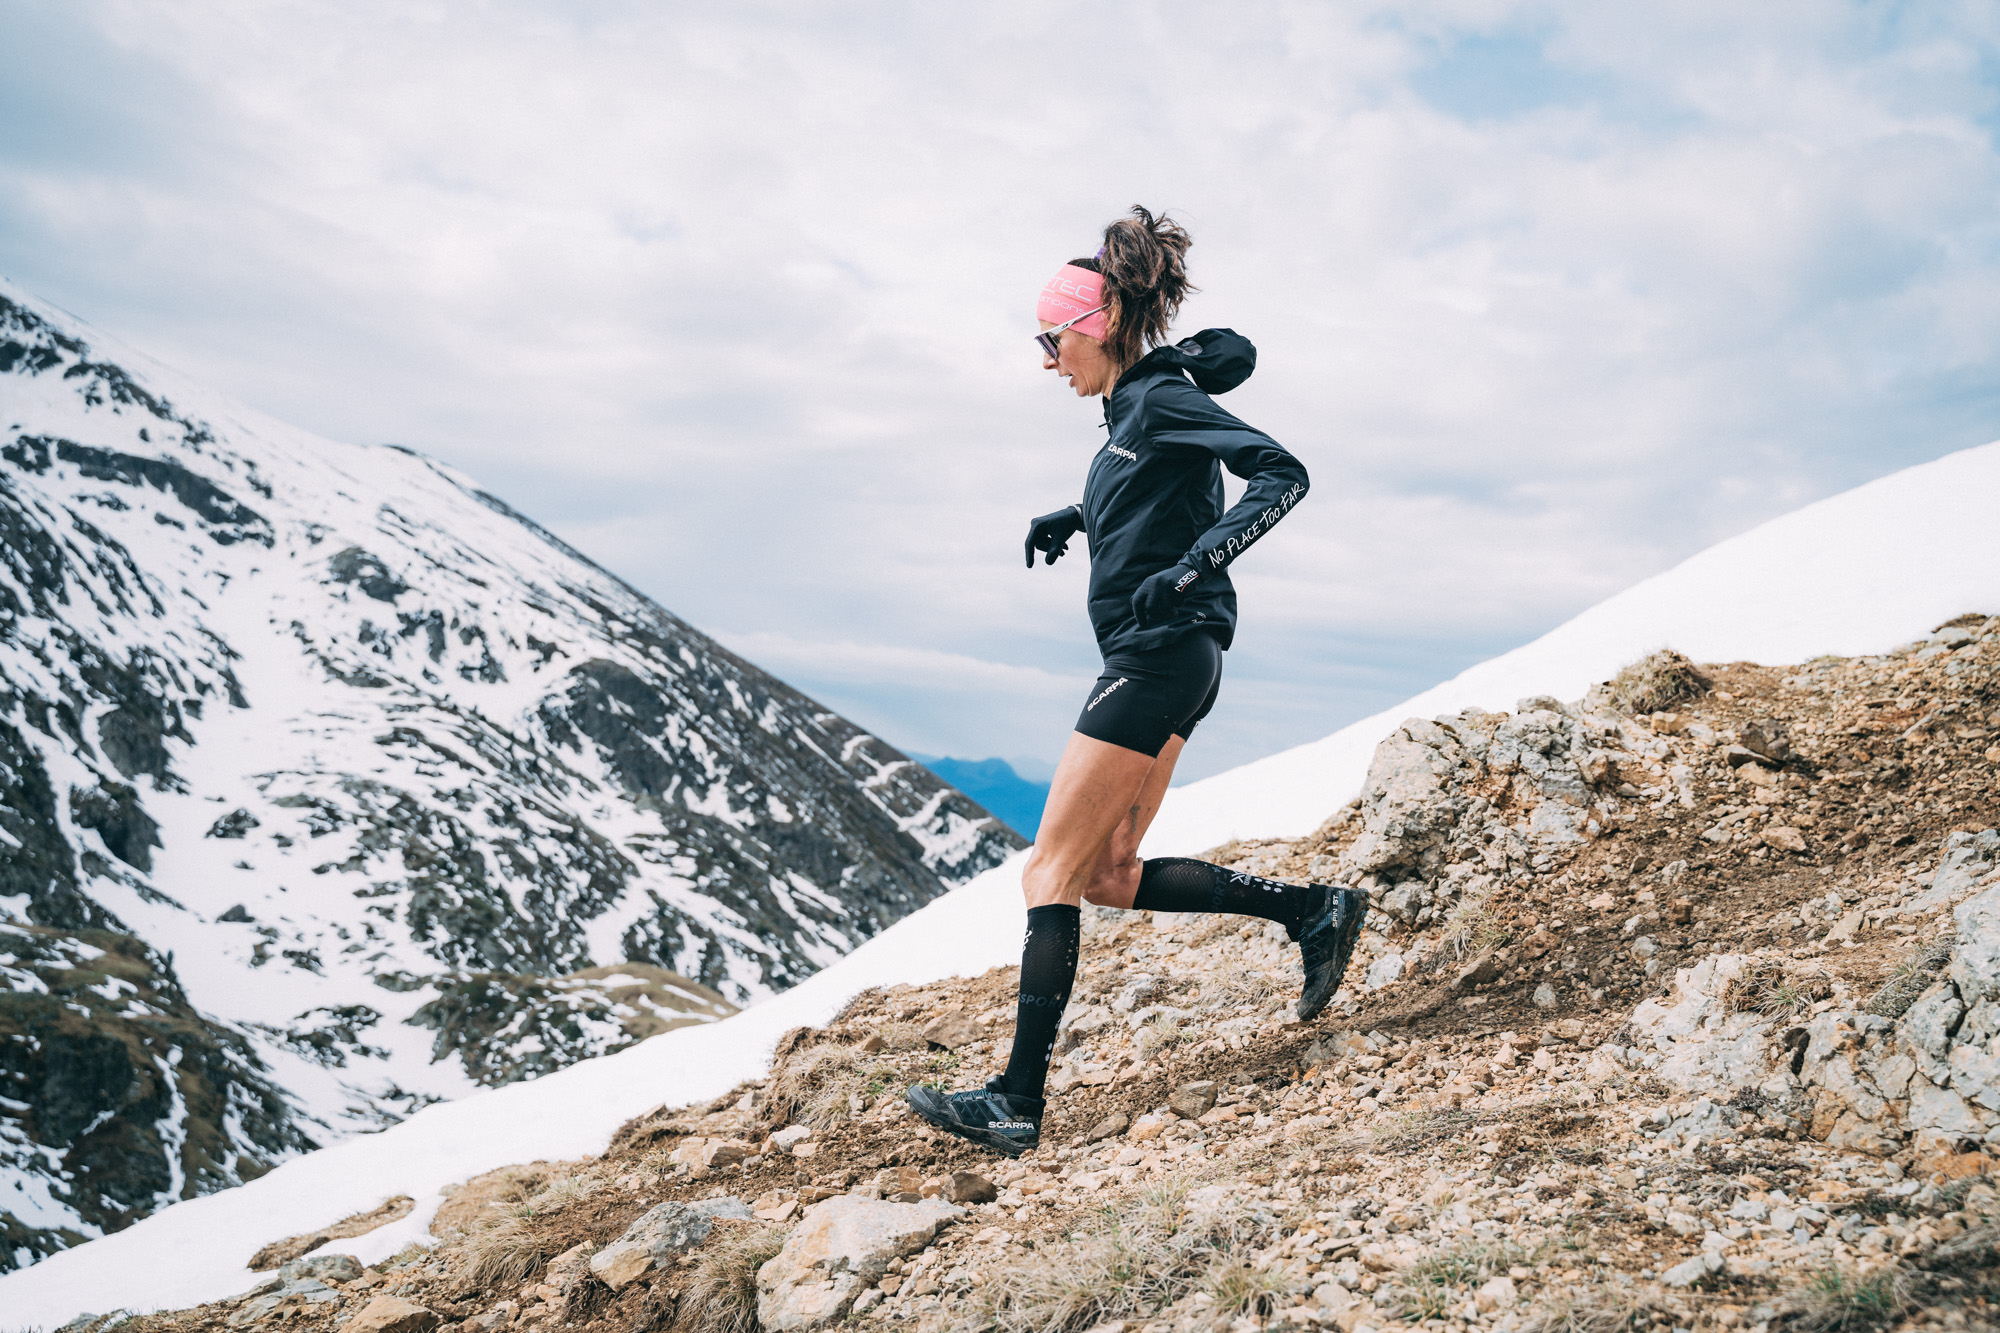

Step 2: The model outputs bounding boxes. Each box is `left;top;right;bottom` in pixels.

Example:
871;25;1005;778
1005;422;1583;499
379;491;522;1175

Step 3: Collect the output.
1069;205;1195;369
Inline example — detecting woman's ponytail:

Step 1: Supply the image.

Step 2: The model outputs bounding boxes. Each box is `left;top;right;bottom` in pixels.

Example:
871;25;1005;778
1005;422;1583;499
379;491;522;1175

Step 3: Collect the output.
1086;206;1194;368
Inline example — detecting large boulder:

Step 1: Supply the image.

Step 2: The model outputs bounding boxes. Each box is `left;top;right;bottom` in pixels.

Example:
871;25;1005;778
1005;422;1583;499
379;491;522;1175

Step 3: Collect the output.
1336;700;1655;923
1342;718;1472;880
756;1195;961;1331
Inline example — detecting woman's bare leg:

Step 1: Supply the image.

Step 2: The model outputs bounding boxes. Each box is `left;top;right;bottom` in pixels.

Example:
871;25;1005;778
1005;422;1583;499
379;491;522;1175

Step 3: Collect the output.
1019;731;1158;909
1080;734;1185;909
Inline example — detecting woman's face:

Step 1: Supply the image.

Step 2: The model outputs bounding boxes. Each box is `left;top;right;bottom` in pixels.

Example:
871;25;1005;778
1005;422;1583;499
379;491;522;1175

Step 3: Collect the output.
1040;322;1118;398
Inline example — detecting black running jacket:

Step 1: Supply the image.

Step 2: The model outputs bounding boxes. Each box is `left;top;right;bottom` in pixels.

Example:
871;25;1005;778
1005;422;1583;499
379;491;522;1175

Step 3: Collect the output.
1076;328;1309;656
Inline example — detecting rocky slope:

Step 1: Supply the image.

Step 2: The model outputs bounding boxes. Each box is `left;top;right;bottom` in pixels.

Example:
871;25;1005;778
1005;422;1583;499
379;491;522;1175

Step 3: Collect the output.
77;617;2000;1333
0;283;1021;1271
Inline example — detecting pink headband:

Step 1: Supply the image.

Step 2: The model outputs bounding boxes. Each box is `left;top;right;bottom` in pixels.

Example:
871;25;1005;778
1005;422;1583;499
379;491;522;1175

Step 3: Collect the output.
1037;264;1108;340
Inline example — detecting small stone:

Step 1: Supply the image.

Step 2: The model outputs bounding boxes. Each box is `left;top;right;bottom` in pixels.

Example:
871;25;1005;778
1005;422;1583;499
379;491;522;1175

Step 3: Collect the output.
771;1125;813;1152
345;1296;440;1333
1723;745;1761;768
1084;1113;1129;1143
700;1140;749;1168
277;1253;363;1285
1169;1081;1219;1119
589;1244;655;1291
877;1166;924;1196
545;1242;595;1295
1547;1018;1584;1042
1661;1254;1721;1288
1762;826;1807;853
943;1171;997;1205
1364;953;1405;990
1532;982;1558;1009
1452;949;1504;990
921;1008;981;1050
1741;719;1792;764
1474;1276;1517;1312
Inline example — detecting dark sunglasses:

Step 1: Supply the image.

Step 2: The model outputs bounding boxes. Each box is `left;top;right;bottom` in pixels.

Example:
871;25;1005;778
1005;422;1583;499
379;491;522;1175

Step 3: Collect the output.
1034;305;1106;359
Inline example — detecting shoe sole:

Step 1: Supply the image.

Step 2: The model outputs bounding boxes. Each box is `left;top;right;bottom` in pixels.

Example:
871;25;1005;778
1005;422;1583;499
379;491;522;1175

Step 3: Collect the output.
905;1088;1037;1159
1297;887;1368;1022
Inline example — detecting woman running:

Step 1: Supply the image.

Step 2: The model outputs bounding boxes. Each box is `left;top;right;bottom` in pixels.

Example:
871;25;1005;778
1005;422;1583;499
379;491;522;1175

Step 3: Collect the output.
907;207;1369;1158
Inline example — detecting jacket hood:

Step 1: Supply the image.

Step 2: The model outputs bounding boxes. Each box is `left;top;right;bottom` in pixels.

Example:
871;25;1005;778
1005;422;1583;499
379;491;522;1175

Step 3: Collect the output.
1135;327;1256;394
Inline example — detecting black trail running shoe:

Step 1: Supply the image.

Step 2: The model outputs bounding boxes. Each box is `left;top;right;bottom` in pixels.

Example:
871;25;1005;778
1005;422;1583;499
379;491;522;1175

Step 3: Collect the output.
1297;885;1369;1021
905;1076;1043;1158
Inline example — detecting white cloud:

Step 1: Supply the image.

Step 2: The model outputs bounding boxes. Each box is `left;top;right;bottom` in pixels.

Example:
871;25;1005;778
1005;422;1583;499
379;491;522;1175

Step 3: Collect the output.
4;1;1999;780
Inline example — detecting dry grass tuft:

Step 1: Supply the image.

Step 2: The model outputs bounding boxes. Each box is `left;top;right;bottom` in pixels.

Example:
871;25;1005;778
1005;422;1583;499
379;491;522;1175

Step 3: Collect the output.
503;1171;601;1220
764;1042;897;1131
384;1241;436;1270
1134;1011;1186;1060
672;1222;790;1333
1864;936;1955;1019
1196;967;1282;1012
1520;1286;1654;1333
1726;957;1833;1019
951;1179;1266;1333
1197;1249;1293;1318
461;1217;553;1291
1440;891;1509;959
1399;1239;1530;1320
1606;649;1709;716
872;1020;927;1052
1370;1107;1480;1153
1776;1265;1916;1332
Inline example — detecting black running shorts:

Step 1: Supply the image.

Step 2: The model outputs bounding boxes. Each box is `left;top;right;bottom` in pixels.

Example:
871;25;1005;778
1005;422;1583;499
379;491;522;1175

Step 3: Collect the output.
1073;630;1224;758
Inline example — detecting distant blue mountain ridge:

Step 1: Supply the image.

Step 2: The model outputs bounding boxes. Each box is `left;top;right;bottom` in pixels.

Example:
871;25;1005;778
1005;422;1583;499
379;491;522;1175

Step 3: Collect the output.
909;754;1051;840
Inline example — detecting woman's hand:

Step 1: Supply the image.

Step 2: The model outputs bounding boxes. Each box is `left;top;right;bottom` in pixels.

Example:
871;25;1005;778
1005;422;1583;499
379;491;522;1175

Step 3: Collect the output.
1025;506;1085;567
1132;563;1200;627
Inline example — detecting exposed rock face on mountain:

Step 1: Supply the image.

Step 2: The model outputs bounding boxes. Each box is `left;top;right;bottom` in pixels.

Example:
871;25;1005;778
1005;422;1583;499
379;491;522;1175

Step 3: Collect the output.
0;924;315;1265
0;283;1021;1269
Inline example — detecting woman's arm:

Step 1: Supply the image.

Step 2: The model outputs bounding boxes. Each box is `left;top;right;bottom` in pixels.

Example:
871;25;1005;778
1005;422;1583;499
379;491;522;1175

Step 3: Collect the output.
1147;377;1309;575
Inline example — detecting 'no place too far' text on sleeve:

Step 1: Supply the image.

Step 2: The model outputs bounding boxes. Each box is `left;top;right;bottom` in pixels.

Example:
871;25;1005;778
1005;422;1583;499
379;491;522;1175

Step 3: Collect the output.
1144;377;1309;573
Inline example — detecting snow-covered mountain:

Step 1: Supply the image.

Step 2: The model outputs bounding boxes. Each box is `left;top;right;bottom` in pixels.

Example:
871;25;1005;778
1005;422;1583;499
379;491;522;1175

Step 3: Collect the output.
0;283;1021;1270
5;436;1993;1323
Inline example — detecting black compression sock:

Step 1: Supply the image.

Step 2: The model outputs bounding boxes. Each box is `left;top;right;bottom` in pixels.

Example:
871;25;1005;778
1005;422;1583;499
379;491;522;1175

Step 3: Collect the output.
1130;857;1326;938
998;903;1079;1103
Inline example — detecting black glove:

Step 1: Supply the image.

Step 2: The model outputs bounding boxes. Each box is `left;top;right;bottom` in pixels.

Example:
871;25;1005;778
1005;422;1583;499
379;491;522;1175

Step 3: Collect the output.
1132;563;1201;628
1024;505;1084;568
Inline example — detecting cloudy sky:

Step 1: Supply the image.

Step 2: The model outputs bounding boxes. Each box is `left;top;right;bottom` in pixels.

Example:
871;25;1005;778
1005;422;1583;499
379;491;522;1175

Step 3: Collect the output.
5;2;1999;782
